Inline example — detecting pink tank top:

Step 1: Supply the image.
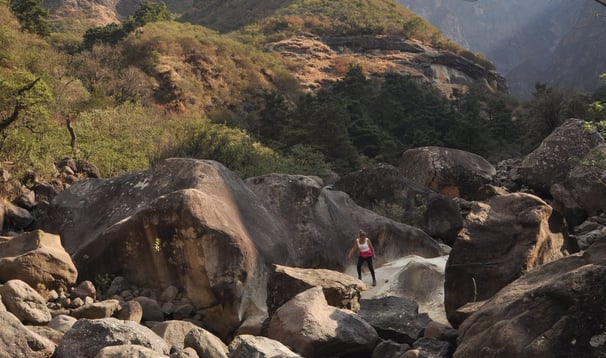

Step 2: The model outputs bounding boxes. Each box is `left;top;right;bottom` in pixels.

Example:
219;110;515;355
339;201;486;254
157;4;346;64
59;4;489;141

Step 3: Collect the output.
357;238;372;257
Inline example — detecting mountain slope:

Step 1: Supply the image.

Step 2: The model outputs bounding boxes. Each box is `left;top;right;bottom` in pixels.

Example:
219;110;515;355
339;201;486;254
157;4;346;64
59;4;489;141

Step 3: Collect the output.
44;0;505;97
398;0;605;98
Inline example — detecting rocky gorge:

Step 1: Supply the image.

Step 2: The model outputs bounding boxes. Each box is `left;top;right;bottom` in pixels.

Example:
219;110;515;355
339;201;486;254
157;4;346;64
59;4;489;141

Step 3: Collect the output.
1;118;606;357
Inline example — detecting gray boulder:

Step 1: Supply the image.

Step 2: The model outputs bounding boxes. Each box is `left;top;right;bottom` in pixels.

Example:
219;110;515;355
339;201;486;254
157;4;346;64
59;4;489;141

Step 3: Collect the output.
39;158;285;339
518;118;604;196
228;334;302;358
399;146;496;200
94;344;169;358
359;296;430;344
55;318;170;358
334;163;463;244
151;320;198;350
0;279;52;324
551;143;606;225
183;326;228;358
245;173;444;269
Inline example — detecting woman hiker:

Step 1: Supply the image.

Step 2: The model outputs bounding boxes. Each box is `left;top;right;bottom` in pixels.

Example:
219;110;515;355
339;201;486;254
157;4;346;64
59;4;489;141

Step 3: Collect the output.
347;229;377;286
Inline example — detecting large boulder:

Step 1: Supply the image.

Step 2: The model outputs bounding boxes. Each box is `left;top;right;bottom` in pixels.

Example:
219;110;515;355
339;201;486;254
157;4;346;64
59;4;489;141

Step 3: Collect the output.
333;163;463;244
363;255;448;324
267;286;379;357
445;192;565;327
55;318;170;358
0;310;55;357
358;296;430;345
551;143;606;225
0;230;77;290
228;334;302;358
518;118;604;196
0;279;52;324
454;238;606;357
183;326;228;358
398;146;496;200
94;345;168;358
267;264;365;316
38;158;289;338
151;320;198;350
245;173;444;270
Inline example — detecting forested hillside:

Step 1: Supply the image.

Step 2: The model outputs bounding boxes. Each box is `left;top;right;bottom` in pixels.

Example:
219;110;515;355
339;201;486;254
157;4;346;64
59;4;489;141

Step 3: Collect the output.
1;0;605;189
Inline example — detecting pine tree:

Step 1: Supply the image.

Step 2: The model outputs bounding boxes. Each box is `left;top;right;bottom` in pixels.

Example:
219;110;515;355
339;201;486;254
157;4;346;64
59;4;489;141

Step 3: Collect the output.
9;0;51;37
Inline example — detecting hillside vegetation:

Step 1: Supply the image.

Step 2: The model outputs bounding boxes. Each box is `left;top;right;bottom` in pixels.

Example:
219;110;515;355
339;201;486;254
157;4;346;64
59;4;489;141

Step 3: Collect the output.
1;0;604;189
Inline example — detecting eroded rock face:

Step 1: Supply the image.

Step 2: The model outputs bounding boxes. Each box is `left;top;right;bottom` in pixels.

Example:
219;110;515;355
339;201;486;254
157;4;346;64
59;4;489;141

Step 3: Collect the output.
444;192;565;327
399;146;496;200
518;118;604;196
455;238;606;358
0;230;77;291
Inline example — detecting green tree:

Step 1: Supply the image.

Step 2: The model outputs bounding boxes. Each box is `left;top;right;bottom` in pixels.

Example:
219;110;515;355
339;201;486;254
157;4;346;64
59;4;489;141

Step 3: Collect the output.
82;1;171;50
9;0;50;37
524;83;566;143
125;0;171;31
290;91;360;173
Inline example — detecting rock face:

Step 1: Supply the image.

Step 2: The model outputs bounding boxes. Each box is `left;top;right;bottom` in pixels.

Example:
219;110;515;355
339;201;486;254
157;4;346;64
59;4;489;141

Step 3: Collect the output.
455;238;606;357
399;146;496;200
267;286;379;358
444;192;565;327
0;230;77;290
245;173;444;270
334;163;463;244
266;264;366;316
518;118;604;196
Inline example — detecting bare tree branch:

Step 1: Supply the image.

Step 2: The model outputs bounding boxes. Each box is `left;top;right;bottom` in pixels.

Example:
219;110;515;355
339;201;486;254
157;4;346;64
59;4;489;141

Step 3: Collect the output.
595;0;606;7
66;116;77;151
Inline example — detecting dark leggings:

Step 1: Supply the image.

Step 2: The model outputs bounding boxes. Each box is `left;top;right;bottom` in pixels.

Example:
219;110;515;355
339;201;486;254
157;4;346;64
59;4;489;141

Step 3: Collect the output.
357;256;376;280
